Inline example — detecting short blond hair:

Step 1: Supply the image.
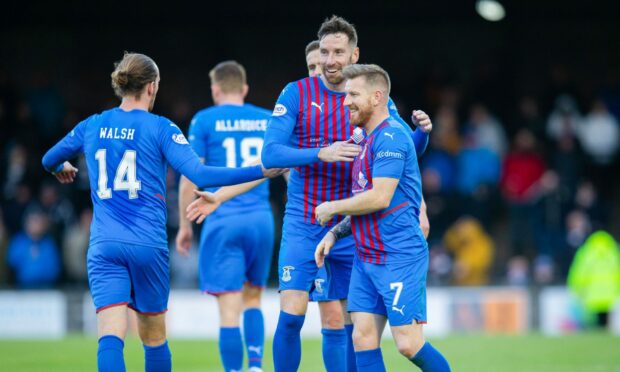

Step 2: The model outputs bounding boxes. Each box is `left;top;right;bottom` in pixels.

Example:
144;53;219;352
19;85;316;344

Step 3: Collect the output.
209;61;247;94
342;64;391;95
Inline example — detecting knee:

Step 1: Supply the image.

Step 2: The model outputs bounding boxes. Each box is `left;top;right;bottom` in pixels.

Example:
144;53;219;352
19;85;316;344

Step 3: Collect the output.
395;337;425;359
352;327;377;350
140;331;166;347
320;304;344;329
280;291;309;315
243;285;262;309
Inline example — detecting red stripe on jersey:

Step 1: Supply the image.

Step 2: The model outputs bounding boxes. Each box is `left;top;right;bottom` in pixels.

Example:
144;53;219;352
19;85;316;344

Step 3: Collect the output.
370;212;385;263
362;214;380;264
380;201;409;218
302;79;312;223
329;94;337;222
310;78;321;224
320;89;329;223
337;96;347;223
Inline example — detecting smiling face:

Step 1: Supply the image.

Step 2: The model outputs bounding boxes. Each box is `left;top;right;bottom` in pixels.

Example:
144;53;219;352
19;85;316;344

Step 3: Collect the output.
344;76;374;127
319;33;359;88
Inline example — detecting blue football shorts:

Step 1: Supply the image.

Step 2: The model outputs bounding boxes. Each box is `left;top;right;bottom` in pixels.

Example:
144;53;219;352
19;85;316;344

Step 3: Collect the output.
347;254;428;326
87;241;169;314
199;209;274;295
279;214;355;300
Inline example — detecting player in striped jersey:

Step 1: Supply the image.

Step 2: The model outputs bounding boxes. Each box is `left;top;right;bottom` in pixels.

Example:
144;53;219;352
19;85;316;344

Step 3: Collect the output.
262;17;433;372
314;64;451;372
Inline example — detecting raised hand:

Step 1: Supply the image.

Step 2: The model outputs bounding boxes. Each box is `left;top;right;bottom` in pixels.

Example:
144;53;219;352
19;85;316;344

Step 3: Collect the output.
411;110;433;133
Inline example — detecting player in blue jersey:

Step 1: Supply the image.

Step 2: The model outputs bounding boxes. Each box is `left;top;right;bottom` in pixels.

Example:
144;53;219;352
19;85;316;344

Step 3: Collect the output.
41;53;282;372
314;64;451;372
175;61;274;372
261;16;433;372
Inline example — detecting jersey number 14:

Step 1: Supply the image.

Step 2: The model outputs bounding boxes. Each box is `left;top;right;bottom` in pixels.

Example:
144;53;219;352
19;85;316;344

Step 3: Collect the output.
95;149;142;199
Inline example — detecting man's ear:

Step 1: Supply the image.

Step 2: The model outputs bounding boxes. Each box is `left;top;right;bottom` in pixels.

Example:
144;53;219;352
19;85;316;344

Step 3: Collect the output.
242;84;249;99
351;47;360;64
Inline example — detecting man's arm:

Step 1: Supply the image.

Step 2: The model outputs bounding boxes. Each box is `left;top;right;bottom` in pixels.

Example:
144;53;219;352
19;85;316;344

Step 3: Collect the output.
387;98;432;156
175;175;197;256
315;216;352;267
315;177;399;225
262;82;361;168
42;120;87;184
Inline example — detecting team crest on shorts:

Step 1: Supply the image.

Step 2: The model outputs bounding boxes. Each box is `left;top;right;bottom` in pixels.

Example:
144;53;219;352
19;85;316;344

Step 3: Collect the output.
282;266;295;282
314;278;325;293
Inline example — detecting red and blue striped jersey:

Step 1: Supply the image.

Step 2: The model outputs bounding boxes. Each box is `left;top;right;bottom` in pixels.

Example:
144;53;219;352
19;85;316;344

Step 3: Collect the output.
351;118;427;264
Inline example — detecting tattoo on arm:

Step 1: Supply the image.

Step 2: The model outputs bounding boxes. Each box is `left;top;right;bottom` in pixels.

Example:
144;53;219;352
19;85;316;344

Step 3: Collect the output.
330;216;352;240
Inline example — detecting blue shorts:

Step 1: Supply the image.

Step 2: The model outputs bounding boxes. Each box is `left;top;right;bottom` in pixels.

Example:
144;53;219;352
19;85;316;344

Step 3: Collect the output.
87;241;169;314
348;254;428;326
199;210;274;294
279;214;354;300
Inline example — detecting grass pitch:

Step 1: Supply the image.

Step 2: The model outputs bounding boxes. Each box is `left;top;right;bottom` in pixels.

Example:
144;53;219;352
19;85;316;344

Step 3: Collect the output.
2;333;619;371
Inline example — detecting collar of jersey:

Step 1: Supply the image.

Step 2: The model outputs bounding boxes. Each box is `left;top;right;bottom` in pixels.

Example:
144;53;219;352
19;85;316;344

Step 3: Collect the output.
316;76;345;96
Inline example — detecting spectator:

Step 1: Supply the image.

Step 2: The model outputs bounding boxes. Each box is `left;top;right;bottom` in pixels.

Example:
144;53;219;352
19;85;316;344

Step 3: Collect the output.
546;95;581;142
7;209;61;288
39;181;74;242
500;129;546;258
578;100;620;166
443;217;494;286
464;103;508;158
567;231;620;329
2;182;32;235
515;96;546;142
62;208;91;283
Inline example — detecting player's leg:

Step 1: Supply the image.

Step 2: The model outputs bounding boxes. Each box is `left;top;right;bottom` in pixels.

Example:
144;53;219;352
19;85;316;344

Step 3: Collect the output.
318;300;347;372
218;292;245;372
243;210;275;372
323;236;357;372
350;312;387;372
391;323;450;371
125;244;172;372
347;257;389;372
96;306;129;372
379;256;451;371
273;217;318;372
199;216;247;371
87;242;131;372
243;284;264;372
136;313;171;372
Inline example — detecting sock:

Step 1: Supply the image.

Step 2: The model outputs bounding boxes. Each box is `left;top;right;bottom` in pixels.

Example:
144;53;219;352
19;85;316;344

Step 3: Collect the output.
143;340;171;372
321;328;347;372
273;310;305;372
410;342;451;372
244;308;265;369
219;327;243;372
98;335;126;372
355;348;386;372
345;324;356;372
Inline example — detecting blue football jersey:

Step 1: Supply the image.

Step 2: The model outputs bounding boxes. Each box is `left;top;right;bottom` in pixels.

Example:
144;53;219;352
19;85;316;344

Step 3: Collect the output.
351;118;427;264
42;108;264;248
263;76;428;226
188;103;271;217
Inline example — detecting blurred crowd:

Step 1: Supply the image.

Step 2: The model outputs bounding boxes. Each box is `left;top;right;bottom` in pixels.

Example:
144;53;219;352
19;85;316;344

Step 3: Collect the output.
0;68;619;290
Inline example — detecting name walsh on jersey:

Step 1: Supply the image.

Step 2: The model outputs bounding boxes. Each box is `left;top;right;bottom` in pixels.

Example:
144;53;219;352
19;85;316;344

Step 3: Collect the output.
99;127;136;140
215;119;267;132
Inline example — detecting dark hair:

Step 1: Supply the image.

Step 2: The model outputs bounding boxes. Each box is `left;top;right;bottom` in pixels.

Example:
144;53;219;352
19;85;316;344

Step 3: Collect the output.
209;60;247;94
342;64;391;95
305;40;320;57
317;15;358;47
110;52;158;99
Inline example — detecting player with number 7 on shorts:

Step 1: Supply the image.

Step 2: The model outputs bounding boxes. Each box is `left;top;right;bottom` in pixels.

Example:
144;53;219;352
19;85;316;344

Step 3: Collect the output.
314;64;451;372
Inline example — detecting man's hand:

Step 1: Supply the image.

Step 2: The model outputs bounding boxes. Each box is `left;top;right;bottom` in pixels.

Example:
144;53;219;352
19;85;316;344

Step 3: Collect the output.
53;161;78;184
262;166;289;178
175;226;193;257
315;201;336;226
318;141;361;163
412;110;433;133
315;231;336;268
186;190;222;224
419;208;430;239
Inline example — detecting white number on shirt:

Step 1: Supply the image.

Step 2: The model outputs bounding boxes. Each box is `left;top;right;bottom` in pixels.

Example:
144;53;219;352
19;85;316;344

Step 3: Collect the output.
222;137;263;167
95;149;142;199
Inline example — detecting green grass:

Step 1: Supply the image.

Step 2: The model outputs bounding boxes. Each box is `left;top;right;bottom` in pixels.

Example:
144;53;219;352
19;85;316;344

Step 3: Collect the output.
2;333;619;371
